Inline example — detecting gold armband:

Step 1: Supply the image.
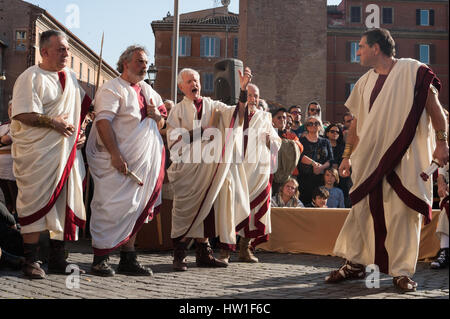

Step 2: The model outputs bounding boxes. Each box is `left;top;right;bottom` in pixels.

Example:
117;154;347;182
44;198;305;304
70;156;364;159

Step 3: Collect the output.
342;143;353;159
36;114;55;129
436;130;448;142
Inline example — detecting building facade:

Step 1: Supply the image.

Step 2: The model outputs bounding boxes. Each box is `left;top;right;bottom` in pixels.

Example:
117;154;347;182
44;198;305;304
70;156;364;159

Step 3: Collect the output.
0;0;118;121
151;6;239;102
327;0;449;122
239;0;328;117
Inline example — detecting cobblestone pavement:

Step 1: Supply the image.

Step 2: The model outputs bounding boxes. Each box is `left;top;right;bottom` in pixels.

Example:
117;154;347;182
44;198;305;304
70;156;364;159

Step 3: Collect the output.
0;239;448;300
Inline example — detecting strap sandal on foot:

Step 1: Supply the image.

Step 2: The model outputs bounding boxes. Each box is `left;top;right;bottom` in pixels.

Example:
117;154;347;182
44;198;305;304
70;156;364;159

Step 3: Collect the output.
23;261;46;280
393;276;417;292
325;261;366;283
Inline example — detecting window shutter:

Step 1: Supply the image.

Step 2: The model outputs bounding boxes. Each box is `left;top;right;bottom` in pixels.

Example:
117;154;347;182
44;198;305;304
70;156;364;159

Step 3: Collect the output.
186;36;191;57
415;44;420;60
430;44;436;64
200;37;205;57
215;37;221;58
345;83;350;99
416;9;421;25
430;9;435;26
170;37;173;57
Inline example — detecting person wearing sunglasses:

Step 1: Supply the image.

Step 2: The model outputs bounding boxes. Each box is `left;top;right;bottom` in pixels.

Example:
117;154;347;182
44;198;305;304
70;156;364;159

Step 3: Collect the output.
288;105;303;138
307;101;321;118
325;124;345;170
271;108;319;195
325;123;352;208
298;116;333;206
297;101;326;138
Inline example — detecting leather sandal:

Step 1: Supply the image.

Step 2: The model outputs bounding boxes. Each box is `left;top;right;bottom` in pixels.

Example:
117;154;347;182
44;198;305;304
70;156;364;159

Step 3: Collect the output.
393;276;418;292
325;260;366;283
23;261;46;279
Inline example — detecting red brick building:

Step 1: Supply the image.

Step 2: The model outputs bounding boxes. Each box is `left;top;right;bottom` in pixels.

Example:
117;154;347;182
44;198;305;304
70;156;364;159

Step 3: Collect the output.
327;0;449;123
151;6;239;102
0;0;118;121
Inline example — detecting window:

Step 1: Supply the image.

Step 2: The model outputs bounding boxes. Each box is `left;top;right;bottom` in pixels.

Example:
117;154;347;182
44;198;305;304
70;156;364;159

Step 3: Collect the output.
202;73;214;93
382;8;393;24
178;36;191;57
420;10;429;25
350;6;361;23
417;9;435;26
71;56;74;69
87;68;90;85
419;44;430;64
79;62;83;80
201;36;220;58
350;42;360;63
15;30;27;51
233;38;239;58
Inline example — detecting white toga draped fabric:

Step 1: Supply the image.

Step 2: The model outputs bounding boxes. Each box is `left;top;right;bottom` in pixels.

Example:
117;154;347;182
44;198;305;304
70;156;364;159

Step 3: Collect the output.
333;58;440;277
236;109;281;247
86;77;165;255
11;66;90;241
167;97;251;245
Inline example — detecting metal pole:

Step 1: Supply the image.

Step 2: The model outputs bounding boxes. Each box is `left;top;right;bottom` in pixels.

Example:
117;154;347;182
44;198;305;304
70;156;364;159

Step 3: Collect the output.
171;0;180;103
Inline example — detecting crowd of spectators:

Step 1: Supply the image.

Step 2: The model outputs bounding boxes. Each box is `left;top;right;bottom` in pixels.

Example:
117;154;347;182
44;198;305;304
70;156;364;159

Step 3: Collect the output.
269;101;353;208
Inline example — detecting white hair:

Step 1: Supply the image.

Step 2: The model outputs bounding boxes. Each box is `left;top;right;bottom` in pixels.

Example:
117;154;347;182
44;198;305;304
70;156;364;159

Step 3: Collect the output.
177;68;200;85
247;83;260;93
117;45;147;74
305;115;324;135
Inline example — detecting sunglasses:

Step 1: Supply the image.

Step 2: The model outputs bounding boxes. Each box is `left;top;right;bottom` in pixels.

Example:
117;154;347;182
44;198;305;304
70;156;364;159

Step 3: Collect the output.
309;108;320;113
291;111;301;115
306;122;321;127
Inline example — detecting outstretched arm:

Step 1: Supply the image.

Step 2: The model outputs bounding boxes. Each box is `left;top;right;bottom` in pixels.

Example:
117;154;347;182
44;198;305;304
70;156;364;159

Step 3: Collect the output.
237;67;253;119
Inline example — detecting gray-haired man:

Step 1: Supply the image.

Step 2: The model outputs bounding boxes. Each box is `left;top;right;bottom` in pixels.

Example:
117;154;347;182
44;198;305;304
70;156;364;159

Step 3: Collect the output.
11;30;91;279
167;67;253;271
86;45;166;277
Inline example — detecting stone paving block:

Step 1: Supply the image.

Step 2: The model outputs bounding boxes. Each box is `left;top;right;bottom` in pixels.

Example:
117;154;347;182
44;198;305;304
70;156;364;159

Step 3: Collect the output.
1;239;448;300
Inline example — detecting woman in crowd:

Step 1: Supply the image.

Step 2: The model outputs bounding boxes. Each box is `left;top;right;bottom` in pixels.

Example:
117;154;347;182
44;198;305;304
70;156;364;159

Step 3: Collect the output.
297;116;333;205
271;177;305;208
323;168;345;208
325;123;345;169
325;123;352;207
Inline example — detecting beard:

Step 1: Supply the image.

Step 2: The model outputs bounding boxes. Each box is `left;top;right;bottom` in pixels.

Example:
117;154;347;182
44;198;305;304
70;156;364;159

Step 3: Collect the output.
126;69;146;84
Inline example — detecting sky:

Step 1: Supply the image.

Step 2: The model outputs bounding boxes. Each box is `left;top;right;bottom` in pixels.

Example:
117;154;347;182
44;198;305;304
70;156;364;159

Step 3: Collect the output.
26;0;341;69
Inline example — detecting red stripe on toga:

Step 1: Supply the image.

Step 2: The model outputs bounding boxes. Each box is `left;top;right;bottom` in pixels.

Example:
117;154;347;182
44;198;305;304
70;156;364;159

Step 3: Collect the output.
93;147;166;256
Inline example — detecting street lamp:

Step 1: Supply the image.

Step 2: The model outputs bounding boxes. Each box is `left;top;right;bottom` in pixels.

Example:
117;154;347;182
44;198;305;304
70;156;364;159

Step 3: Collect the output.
147;63;158;87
